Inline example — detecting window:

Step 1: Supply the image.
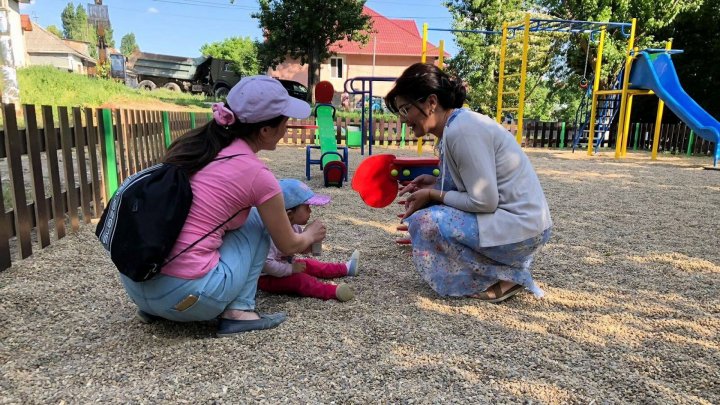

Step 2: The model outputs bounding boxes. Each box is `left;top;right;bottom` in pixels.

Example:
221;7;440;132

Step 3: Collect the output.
330;57;343;78
223;62;234;72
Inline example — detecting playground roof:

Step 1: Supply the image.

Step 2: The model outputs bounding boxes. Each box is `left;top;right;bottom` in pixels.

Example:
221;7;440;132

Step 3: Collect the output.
330;6;449;58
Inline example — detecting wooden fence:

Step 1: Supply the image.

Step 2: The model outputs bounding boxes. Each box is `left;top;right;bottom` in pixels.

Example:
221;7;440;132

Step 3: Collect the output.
1;103;716;271
523;120;717;155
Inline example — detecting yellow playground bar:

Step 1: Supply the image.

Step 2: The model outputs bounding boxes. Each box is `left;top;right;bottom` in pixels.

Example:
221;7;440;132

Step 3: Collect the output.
421;13;720;167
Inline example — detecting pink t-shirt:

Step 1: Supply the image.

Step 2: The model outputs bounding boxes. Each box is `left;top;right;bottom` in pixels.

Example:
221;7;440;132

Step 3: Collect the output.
161;138;280;279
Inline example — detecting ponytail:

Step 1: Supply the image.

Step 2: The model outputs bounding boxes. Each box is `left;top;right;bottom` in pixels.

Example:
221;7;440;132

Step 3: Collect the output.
163;115;285;174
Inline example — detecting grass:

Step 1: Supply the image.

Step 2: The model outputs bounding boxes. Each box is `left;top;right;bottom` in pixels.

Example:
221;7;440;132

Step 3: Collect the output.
14;66;212;110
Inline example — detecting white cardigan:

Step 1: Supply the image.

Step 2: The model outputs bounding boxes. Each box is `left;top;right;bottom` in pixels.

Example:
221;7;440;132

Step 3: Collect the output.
440;109;553;247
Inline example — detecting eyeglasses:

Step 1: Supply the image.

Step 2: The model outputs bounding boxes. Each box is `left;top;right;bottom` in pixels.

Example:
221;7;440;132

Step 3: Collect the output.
396;97;426;118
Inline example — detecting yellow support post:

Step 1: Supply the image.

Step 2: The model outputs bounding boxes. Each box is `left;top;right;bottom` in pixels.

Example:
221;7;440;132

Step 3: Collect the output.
621;94;634;156
438;40;445;69
614;18;636;159
421;23;428;63
516;13;531;145
496;21;509;123
587;28;606;155
651;40;672;160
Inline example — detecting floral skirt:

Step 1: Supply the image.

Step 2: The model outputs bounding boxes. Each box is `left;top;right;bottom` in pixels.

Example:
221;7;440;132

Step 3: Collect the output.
405;205;551;297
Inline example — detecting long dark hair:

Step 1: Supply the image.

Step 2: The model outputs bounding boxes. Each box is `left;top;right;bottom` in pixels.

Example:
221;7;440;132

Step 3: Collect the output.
163;114;285;174
385;63;466;115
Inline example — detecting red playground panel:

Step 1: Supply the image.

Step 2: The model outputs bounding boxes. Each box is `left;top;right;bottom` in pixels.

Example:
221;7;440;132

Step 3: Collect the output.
390;157;440;182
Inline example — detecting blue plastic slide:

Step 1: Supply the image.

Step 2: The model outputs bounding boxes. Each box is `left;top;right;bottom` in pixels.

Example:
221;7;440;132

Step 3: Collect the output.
629;51;720;166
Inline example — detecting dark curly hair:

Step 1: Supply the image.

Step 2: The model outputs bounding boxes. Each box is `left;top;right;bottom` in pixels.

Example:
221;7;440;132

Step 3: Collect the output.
385;63;466;116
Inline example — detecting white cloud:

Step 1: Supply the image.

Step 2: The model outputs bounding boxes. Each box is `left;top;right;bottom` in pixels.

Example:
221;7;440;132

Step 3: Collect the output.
147;7;159;14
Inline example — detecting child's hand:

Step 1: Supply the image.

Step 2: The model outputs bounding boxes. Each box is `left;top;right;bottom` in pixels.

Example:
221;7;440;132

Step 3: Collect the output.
292;261;306;273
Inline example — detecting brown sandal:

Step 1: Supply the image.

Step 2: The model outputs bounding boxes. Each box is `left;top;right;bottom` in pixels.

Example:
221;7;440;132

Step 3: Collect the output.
472;282;525;303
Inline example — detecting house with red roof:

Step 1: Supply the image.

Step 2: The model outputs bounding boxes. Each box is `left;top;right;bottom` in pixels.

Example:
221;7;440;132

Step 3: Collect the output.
268;6;448;102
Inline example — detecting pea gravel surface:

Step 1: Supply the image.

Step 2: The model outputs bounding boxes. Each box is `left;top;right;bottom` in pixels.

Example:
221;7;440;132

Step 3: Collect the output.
1;146;718;404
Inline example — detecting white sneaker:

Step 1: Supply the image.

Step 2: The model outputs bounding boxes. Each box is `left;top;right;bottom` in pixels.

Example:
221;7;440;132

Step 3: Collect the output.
346;249;360;276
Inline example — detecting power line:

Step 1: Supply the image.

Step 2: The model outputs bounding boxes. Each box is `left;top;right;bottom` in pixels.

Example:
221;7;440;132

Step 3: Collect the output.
151;0;256;10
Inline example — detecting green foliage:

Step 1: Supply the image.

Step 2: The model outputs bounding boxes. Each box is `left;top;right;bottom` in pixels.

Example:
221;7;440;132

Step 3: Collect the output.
656;0;720;119
104;26;115;49
16;66;209;109
200;37;260;76
60;2;98;58
46;25;62;38
120;33;139;56
445;0;701;121
254;0;372;89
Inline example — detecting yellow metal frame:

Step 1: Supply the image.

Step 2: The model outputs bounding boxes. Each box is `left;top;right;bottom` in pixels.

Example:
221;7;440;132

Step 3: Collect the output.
495;15;530;144
423;15;666;162
495;22;509;124
586;28;606;155
613;19;637;159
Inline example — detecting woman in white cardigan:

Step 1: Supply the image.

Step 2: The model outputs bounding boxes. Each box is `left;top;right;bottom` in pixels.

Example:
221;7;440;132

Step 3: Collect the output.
386;63;553;303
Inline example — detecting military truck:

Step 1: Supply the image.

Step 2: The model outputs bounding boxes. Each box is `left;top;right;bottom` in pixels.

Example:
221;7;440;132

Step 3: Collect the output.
109;51;310;101
116;51;241;98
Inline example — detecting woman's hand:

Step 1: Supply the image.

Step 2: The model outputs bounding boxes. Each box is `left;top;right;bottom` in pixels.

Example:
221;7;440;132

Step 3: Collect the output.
402;189;433;220
398;174;437;196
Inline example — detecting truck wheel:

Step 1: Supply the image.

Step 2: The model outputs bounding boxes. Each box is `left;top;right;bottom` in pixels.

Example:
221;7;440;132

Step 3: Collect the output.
163;82;182;92
214;86;230;100
138;80;157;91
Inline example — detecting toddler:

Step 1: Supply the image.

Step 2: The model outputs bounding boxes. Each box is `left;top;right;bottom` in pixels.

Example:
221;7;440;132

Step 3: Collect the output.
258;179;360;301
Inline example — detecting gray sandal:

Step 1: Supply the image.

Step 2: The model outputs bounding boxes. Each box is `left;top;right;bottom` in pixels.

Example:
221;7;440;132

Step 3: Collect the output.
216;312;287;337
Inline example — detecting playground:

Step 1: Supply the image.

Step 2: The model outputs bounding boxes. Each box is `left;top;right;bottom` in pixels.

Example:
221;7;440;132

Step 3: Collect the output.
1;145;718;403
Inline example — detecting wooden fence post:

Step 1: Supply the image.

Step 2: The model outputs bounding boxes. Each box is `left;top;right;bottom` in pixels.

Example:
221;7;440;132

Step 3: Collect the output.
2;103;32;259
686;130;695;156
162;111;172;148
101;108;119;197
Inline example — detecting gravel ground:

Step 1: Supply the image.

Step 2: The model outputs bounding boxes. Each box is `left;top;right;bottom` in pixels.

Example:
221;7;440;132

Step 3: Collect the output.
1;146;719;404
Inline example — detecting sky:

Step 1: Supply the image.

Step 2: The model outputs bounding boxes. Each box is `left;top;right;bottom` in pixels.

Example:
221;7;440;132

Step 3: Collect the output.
20;0;459;58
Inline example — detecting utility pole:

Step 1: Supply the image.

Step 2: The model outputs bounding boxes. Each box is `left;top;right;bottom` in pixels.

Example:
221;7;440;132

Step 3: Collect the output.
95;0;106;65
0;0;20;104
89;0;108;65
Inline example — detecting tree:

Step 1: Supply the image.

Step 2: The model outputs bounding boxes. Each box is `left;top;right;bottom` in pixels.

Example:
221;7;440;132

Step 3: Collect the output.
60;2;98;58
103;26;115;49
253;0;372;94
654;0;720;119
200;37;260;77
120;33;139;56
445;0;701;121
46;25;63;38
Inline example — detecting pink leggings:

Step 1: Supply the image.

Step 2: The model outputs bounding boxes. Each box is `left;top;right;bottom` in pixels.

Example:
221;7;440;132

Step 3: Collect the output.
258;258;347;301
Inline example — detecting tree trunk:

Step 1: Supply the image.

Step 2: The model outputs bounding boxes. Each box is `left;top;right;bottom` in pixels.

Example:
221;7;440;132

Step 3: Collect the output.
307;45;321;104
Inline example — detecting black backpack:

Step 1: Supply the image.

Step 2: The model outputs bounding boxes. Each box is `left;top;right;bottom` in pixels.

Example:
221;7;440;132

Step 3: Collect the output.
96;155;246;282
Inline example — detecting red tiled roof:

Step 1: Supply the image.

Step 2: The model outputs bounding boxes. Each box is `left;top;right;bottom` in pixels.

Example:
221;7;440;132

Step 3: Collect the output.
329;6;449;58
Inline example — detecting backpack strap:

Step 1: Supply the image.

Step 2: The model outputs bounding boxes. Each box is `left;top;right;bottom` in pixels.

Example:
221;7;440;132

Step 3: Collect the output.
163;152;248;267
163;205;250;267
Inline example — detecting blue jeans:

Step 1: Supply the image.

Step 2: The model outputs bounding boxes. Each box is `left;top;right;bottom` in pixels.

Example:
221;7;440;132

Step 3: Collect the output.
120;208;270;322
